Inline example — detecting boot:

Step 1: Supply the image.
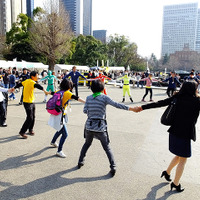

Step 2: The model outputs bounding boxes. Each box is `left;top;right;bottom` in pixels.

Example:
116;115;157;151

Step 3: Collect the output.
130;97;133;102
122;97;125;103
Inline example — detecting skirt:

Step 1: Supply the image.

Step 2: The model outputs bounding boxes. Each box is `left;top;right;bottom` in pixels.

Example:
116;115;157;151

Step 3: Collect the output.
169;133;191;158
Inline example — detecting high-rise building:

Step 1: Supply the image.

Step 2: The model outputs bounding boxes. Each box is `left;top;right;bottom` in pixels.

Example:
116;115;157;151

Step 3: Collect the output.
0;0;26;35
27;0;34;18
62;0;92;36
62;0;81;36
162;3;200;56
83;0;92;36
93;30;107;43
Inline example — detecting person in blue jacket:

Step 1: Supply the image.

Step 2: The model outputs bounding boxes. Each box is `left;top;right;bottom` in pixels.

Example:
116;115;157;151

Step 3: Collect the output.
63;66;87;96
161;72;181;97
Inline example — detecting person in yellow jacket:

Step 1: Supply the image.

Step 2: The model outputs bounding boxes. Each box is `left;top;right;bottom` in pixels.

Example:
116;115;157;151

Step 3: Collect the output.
118;72;133;103
14;71;48;139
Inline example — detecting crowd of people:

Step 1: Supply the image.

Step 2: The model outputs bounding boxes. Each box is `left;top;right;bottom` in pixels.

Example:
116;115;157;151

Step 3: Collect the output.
1;65;200;193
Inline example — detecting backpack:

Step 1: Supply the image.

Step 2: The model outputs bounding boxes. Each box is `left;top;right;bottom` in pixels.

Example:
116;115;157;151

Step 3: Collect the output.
46;91;64;115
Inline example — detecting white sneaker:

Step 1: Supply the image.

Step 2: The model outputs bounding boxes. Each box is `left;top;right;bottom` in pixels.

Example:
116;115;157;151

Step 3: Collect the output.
56;151;66;158
50;142;58;148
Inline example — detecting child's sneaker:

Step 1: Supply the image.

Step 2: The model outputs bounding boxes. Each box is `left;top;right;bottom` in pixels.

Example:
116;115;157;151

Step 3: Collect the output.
50;142;58;148
56;151;66;158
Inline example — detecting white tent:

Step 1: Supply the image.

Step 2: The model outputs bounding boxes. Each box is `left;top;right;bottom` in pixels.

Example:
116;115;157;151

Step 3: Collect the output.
55;64;89;75
0;60;48;71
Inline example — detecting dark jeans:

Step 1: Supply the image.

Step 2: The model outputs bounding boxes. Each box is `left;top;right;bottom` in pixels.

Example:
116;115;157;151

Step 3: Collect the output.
51;124;68;152
78;130;116;170
143;88;153;100
167;88;175;97
73;83;78;97
20;103;35;133
0;100;7;125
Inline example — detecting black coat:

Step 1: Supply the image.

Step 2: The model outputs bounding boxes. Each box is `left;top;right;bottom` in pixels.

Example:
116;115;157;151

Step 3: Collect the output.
142;95;200;141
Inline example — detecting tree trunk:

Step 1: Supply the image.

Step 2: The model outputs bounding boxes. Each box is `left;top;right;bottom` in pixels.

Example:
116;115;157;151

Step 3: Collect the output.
48;59;55;71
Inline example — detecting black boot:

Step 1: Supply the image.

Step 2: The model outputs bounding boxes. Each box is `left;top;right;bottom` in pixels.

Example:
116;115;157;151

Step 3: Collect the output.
122;97;125;103
130;97;133;102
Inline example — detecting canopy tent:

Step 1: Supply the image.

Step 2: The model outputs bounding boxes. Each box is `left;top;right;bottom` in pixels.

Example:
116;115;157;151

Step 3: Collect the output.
0;60;48;71
55;64;89;75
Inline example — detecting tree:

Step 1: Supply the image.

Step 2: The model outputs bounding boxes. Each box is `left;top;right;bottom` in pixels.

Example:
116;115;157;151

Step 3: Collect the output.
3;13;40;61
0;35;6;59
30;0;73;71
162;53;170;65
68;35;108;67
107;34;129;66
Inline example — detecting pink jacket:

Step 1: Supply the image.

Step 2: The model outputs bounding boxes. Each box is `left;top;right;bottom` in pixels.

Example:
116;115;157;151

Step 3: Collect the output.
140;77;157;88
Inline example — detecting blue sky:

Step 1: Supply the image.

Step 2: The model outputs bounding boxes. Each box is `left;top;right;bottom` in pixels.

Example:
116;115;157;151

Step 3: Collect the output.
35;0;200;59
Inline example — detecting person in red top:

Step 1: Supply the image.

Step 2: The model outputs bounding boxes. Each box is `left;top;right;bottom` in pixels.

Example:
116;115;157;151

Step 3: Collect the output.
93;71;111;95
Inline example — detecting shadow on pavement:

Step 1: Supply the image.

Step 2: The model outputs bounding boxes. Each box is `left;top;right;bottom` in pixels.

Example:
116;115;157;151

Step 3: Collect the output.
0;147;53;171
0;166;112;200
141;182;178;200
0;135;19;144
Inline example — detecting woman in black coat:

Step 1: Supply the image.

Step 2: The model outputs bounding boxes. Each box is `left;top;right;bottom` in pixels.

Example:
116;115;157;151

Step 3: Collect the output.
136;81;200;192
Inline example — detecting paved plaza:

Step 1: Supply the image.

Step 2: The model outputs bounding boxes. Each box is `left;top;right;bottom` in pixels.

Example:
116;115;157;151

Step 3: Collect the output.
0;85;200;200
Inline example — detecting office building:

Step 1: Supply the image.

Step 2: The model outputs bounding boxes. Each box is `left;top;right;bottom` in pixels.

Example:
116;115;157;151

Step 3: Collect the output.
83;0;92;36
93;30;107;43
62;0;81;36
27;0;34;18
162;3;200;56
62;0;92;36
0;0;26;35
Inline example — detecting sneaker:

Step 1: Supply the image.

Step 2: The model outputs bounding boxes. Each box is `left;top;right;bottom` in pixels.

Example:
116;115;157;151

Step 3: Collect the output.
1;122;7;127
110;169;116;177
56;151;66;158
43;100;47;103
19;132;28;139
149;99;154;102
50;142;58;148
141;99;146;102
19;102;22;105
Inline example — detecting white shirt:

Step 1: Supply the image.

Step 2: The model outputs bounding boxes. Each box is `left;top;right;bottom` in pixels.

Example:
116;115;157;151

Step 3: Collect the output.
0;87;8;102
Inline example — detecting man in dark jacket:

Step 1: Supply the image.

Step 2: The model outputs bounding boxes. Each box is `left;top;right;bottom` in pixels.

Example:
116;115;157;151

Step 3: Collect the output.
63;66;86;96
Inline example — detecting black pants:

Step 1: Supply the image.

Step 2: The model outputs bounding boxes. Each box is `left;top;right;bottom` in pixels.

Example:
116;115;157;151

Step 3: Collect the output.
167;88;175;97
20;103;35;133
0;100;7;125
143;88;153;100
78;130;116;170
73;83;78;97
20;88;24;103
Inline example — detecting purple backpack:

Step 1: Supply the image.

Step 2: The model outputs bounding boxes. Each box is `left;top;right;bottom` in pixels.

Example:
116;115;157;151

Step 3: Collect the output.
46;91;64;115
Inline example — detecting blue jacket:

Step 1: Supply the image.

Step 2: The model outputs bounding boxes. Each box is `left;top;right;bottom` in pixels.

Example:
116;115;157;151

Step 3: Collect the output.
63;71;86;84
163;77;181;89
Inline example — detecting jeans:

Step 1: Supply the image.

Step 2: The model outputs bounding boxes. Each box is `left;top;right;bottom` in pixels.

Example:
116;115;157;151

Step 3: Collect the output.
78;130;116;170
9;83;15;99
167;88;175;97
20;103;35;133
51;124;68;152
4;84;8;88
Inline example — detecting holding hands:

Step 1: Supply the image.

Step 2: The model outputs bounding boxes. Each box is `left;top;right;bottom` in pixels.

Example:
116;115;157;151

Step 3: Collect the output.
129;106;143;113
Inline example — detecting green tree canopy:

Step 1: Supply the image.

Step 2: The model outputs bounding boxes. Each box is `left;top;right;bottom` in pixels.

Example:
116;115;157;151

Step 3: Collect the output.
4;13;40;61
68;35;108;67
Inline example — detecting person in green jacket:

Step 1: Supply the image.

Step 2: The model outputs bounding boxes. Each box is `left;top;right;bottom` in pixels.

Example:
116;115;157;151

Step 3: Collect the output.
40;70;58;102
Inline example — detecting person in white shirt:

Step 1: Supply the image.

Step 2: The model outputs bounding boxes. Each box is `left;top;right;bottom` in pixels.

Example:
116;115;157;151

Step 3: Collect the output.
0;87;12;127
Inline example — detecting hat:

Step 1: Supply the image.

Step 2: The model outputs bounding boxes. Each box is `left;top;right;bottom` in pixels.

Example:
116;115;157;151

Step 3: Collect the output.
22;68;28;71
